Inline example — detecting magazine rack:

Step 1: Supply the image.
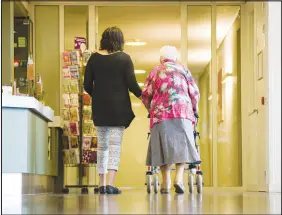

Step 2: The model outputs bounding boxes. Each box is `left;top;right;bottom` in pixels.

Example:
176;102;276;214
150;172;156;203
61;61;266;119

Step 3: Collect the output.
61;50;99;194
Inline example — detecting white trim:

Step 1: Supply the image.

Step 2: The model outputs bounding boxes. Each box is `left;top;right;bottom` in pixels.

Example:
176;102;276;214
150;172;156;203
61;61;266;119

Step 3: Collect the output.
240;3;248;190
59;5;64;117
88;5;96;52
266;2;281;193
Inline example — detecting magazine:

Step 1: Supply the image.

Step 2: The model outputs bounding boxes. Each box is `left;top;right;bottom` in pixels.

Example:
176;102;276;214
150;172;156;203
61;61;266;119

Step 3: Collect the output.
83;93;91;106
70;50;80;65
62;108;71;121
83;105;92;120
63;94;71;108
82;51;91;66
82;136;92;150
83;121;95;136
91;136;98;148
70;94;79;107
69;65;79;80
62;51;71;67
69;136;79;149
69;121;79;136
62;136;70;150
70;80;79;93
63;66;71;79
63;121;70;136
70;107;79;121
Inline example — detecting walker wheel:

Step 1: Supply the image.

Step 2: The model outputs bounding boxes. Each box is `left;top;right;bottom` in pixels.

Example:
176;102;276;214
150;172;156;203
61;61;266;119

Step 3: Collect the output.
62;187;69;194
153;175;159;193
146;175;152;194
188;174;194;193
196;175;203;193
94;188;99;194
81;187;88;194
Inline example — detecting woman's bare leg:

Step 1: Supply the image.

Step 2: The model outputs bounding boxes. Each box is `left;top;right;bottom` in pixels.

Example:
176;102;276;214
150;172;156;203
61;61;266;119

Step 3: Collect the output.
100;174;107;186
174;163;185;193
174;163;185;183
160;164;172;189
108;170;116;186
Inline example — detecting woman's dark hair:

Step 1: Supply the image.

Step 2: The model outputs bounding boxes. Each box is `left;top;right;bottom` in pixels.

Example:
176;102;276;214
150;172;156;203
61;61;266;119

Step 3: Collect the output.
100;26;124;53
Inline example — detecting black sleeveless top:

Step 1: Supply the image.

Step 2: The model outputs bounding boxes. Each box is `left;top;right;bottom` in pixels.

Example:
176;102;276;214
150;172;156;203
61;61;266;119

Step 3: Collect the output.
84;52;142;128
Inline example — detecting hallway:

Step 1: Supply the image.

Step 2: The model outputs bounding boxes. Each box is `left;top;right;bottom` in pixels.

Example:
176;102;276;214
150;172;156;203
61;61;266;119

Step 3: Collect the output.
2;190;281;214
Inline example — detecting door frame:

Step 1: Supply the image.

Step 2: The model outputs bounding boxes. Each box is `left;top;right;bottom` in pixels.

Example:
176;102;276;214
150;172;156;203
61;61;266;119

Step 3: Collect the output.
29;1;268;190
241;2;270;192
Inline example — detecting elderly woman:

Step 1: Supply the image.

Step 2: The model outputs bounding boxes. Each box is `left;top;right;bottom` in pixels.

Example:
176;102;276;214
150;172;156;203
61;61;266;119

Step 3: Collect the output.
142;46;201;194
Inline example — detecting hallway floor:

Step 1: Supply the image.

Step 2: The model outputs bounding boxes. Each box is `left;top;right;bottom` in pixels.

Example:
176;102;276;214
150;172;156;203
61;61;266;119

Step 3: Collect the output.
2;189;281;214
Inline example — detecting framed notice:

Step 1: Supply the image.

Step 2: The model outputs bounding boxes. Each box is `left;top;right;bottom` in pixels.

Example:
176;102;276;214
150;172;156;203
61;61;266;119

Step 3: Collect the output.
257;51;264;80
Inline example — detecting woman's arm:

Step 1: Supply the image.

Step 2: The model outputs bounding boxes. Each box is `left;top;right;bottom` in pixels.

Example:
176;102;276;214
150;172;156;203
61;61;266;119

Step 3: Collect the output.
125;56;142;98
141;70;156;111
84;57;94;97
185;68;200;112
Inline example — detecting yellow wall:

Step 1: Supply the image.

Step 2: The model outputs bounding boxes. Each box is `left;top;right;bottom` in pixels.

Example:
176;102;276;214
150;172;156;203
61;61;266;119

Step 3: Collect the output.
64;6;88;51
198;64;213;186
35;6;60;115
1;1;14;86
198;15;242;187
216;16;242;186
115;96;150;188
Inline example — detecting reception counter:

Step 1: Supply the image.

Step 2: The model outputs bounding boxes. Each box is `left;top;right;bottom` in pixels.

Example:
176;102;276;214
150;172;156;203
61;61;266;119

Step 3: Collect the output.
1;95;61;194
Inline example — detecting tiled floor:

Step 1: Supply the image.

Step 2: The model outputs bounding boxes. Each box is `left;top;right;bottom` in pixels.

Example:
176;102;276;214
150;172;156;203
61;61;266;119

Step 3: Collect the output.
2;189;281;214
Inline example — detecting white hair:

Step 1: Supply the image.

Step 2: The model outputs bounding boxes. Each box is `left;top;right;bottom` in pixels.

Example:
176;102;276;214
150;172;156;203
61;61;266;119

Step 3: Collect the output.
160;45;178;61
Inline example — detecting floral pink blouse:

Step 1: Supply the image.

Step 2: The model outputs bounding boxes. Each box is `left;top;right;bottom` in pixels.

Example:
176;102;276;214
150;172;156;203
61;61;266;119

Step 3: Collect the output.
142;59;200;130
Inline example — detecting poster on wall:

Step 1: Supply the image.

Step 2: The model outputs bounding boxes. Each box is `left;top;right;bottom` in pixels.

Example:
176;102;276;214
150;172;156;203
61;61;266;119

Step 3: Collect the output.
74;37;87;52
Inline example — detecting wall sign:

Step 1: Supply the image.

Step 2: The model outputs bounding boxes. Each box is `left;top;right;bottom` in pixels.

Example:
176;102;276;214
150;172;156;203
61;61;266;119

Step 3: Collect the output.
74;37;86;52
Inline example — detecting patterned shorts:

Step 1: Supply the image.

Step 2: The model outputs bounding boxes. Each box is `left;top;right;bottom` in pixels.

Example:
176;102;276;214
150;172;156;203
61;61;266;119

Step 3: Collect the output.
96;126;125;174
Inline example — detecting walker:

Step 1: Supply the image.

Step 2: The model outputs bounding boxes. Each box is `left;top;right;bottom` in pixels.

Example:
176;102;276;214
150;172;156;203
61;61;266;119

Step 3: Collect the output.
145;132;160;194
146;113;203;194
187;113;203;194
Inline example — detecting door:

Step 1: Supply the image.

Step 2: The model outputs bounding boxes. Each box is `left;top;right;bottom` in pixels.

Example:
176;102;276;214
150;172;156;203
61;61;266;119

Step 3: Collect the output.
243;2;267;192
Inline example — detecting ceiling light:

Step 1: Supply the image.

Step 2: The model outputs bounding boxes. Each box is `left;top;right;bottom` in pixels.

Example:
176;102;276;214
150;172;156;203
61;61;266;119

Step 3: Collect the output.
135;70;146;74
125;39;146;46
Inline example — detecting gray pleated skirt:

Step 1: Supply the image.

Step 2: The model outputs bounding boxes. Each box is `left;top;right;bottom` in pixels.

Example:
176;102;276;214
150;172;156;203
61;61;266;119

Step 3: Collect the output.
146;118;201;167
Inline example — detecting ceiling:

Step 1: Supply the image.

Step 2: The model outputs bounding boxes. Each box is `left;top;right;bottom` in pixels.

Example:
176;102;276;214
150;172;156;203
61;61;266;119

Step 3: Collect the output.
97;6;240;82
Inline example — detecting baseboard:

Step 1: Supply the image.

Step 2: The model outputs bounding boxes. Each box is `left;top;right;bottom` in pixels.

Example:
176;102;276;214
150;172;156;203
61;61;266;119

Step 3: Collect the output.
269;183;281;193
2;173;55;195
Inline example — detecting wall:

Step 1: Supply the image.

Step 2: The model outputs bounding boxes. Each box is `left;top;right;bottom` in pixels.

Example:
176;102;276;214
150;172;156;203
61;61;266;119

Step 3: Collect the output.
198;64;212;186
198;15;241;187
64;6;88;50
266;2;281;193
115;96;150;188
1;1;14;86
35;6;60;115
216;16;241;187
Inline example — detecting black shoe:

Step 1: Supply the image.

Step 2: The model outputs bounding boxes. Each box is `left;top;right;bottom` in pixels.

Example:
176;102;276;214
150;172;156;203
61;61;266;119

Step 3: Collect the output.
174;183;185;194
99;186;106;194
106;185;122;194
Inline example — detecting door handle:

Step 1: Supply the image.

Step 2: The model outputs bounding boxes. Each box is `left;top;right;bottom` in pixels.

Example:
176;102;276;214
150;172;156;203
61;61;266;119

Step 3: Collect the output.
248;108;258;116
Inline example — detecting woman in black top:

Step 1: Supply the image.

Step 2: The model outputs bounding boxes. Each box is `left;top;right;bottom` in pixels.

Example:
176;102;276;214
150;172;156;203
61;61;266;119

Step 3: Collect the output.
84;26;142;194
